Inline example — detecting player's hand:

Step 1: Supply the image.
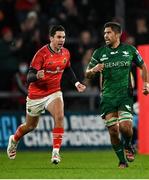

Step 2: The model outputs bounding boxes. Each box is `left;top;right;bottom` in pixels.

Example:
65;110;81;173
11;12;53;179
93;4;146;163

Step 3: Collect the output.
75;82;86;92
91;63;104;73
143;82;149;95
36;70;45;79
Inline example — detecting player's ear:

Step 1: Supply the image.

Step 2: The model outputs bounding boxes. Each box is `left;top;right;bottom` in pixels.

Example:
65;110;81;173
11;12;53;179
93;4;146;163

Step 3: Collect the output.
118;31;122;38
50;36;53;42
116;32;121;39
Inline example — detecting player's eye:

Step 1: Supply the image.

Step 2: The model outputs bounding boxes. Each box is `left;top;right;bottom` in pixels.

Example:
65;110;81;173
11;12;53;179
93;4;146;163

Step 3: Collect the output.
57;36;65;39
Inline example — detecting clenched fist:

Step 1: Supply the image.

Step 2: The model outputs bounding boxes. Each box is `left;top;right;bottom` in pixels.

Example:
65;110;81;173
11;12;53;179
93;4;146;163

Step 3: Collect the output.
36;70;45;79
75;82;86;92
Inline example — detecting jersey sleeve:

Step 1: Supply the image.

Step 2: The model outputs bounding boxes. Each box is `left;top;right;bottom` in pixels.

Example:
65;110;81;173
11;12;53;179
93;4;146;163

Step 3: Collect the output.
132;46;144;67
87;49;99;69
30;50;44;70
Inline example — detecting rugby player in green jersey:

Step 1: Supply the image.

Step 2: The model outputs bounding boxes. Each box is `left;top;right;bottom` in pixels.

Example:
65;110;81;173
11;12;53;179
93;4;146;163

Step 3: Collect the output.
86;22;149;168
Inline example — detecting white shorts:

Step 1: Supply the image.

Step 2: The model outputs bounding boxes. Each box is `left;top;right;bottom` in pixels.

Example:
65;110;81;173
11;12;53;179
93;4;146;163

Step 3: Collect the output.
26;91;63;117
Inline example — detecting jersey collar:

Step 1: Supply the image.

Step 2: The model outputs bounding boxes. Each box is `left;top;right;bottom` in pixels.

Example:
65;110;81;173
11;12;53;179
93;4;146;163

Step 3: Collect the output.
106;42;122;50
47;44;62;54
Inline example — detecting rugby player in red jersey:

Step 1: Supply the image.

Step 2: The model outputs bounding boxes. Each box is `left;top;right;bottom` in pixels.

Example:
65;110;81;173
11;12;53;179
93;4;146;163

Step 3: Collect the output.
7;25;86;164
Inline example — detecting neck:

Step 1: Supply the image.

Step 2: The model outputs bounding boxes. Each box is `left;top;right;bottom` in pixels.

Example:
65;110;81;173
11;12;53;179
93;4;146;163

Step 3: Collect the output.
50;43;61;53
111;40;120;49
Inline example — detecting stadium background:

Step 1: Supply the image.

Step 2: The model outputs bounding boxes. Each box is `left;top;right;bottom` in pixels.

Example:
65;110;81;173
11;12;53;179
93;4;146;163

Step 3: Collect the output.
0;0;149;178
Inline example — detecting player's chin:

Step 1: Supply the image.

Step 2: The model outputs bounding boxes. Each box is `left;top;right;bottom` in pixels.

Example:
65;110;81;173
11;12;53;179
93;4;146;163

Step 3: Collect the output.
58;44;63;49
105;41;110;45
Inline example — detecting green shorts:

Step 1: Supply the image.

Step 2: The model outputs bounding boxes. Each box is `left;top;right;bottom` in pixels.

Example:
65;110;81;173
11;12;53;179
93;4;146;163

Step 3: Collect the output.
100;96;133;118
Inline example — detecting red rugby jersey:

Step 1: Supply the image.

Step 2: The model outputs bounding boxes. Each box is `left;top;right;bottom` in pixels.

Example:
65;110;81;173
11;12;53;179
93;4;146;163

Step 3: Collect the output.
28;44;70;99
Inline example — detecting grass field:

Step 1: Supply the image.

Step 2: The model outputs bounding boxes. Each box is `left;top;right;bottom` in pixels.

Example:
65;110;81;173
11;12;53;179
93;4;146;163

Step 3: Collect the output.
0;149;149;179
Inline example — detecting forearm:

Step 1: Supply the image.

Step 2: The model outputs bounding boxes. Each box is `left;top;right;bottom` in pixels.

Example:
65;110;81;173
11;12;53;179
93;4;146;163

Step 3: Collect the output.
141;63;149;84
27;68;38;84
64;67;78;85
85;64;104;79
85;68;96;79
140;63;149;95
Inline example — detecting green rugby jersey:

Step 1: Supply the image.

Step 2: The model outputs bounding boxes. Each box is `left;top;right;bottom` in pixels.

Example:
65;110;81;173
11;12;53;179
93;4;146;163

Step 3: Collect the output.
88;43;144;97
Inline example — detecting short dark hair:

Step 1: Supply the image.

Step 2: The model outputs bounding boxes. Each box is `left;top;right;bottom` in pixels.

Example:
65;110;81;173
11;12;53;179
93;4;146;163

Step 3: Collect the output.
49;25;65;37
104;22;122;34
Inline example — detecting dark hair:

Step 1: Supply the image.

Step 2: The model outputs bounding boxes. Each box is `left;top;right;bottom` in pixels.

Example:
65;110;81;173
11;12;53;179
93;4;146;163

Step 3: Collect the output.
104;22;122;34
49;25;65;37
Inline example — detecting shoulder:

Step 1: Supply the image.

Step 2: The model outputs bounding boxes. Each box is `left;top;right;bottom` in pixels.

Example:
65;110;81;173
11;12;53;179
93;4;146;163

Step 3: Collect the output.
120;43;137;51
32;45;49;63
95;46;106;52
62;47;70;56
92;46;106;57
35;44;49;56
62;47;69;53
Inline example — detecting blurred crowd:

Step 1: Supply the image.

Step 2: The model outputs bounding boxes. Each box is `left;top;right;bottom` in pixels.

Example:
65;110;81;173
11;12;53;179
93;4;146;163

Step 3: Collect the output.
0;0;149;110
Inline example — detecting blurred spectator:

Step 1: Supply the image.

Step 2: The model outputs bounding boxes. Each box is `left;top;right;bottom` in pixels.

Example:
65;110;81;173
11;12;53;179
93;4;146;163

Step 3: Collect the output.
79;30;93;68
111;17;129;43
12;62;28;96
15;0;40;22
18;11;43;63
135;16;149;46
0;0;15;29
125;34;135;46
57;0;82;39
78;30;93;86
0;26;21;90
11;62;28;109
79;30;100;89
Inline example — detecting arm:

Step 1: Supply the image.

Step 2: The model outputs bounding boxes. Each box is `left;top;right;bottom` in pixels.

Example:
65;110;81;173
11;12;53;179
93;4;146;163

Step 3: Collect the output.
27;67;44;84
99;73;103;90
131;46;149;95
64;67;78;85
64;67;86;92
139;63;149;95
27;49;44;84
85;49;104;79
85;64;104;79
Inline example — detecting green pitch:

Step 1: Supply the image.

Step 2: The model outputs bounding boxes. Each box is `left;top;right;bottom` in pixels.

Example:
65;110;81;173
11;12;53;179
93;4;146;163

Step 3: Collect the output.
0;150;149;179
